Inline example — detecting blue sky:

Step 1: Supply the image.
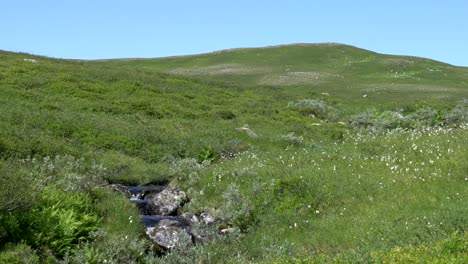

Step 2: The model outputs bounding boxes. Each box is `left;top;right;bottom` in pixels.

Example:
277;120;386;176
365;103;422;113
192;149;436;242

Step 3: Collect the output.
1;0;467;66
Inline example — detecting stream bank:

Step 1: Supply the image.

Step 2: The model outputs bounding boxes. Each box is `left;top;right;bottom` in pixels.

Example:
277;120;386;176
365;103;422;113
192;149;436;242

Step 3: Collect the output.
109;184;227;252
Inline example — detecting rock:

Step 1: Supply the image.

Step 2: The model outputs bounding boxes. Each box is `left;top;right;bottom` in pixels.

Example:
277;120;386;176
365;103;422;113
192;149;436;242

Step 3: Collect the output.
142;215;189;228
180;212;200;224
180;210;225;243
220;227;235;234
200;212;216;225
145;187;188;216
146;225;193;250
127;185;164;200
236;124;258;138
23;58;37;63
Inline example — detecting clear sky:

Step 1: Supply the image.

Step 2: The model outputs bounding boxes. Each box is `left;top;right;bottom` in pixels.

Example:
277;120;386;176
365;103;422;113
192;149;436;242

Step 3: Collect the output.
1;0;467;66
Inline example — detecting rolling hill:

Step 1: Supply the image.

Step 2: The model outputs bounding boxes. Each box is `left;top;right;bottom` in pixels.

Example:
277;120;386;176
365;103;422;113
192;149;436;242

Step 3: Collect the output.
0;44;467;263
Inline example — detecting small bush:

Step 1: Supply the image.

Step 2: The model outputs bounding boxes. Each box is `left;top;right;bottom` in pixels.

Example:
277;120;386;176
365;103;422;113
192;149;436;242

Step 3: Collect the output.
218;139;248;160
220;184;255;231
373;111;407;130
406;107;438;127
288;99;335;120
281;132;304;145
21;155;107;193
70;235;149;264
371;232;468;263
444;99;468;125
216;110;236;120
0;159;39;213
0;243;40;264
349;110;375;129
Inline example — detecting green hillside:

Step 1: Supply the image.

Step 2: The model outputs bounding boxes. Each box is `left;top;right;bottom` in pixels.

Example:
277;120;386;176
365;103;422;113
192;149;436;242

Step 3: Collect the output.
103;43;468;102
0;44;467;263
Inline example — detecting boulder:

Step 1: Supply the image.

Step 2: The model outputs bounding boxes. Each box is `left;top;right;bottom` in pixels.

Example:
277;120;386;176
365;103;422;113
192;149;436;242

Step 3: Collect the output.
145;187;188;216
127;185;164;200
200;212;216;225
180;212;200;224
141;215;189;228
145;219;193;250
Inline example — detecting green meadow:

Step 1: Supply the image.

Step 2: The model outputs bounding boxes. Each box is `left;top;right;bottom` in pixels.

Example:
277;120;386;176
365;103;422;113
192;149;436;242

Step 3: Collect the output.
0;44;467;263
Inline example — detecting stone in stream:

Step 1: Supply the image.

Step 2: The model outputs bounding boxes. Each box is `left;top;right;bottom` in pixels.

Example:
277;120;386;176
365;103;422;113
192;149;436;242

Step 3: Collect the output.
141;215;190;228
146;226;193;251
144;186;188;216
107;184;164;200
143;215;193;250
128;185;164;200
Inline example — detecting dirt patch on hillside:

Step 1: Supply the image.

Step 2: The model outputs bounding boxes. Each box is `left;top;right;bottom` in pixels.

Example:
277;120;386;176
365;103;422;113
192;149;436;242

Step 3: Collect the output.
167;63;268;76
258;71;339;86
364;84;463;93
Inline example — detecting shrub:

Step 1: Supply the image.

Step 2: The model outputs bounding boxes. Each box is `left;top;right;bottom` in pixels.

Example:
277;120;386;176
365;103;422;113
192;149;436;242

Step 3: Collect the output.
217;139;248;160
220;184;255;231
373;111;407;131
281;132;304;145
349;110;375;129
288;99;334;119
20;155;107;193
406;107;438;127
70;235;149;264
0;159;39;213
0;243;40;264
371;232;468;263
216;110;236;120
444;99;468;125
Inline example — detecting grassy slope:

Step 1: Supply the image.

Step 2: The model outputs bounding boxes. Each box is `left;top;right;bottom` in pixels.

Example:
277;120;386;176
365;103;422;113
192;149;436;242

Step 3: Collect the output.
102;43;468;103
0;44;467;262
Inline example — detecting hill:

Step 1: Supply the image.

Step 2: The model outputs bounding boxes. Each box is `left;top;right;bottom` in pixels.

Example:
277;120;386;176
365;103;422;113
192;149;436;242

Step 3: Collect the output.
0;44;467;263
102;43;468;103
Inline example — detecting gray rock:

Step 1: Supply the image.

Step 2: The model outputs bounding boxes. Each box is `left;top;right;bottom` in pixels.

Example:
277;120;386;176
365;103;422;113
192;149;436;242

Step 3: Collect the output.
128;185;164;200
23;58;37;63
145;187;188;216
180;212;200;224
200;212;216;225
146;225;193;250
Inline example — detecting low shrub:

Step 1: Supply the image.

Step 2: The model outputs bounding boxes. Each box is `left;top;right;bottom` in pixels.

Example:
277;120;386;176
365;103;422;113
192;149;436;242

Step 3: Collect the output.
349;110;375;129
20;155;107;193
0;159;39;213
0;243;40;264
216;110;236;120
371;232;467;263
288;99;338;120
444;99;468;125
373;111;407;131
281;132;304;145
220;184;256;231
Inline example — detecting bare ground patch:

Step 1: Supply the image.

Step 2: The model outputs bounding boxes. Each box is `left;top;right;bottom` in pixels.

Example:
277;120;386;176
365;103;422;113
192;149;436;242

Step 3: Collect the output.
364;84;465;93
167;63;268;76
258;71;339;86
